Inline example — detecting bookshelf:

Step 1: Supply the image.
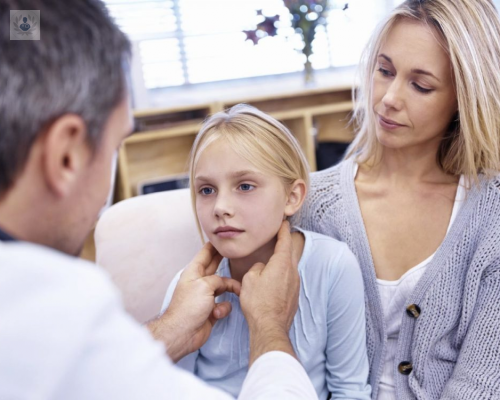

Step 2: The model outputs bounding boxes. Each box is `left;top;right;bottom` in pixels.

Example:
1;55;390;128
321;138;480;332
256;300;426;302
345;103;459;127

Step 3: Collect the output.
116;70;356;201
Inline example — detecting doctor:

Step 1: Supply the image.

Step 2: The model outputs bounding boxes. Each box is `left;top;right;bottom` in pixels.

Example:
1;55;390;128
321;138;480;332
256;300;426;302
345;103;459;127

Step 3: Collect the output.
0;0;317;399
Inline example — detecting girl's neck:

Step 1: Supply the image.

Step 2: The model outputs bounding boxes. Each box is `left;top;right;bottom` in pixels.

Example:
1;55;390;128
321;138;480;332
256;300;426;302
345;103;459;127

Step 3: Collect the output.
228;236;277;283
227;230;306;283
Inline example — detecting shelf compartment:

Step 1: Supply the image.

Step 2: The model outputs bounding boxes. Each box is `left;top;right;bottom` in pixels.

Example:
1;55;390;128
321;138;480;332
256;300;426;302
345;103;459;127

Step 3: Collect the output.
315;110;355;143
123;134;196;197
134;105;211;132
126;121;202;144
224;89;352;113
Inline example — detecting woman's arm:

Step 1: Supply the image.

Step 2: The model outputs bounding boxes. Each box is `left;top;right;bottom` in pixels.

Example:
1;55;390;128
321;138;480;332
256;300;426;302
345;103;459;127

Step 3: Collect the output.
326;245;372;399
440;261;500;399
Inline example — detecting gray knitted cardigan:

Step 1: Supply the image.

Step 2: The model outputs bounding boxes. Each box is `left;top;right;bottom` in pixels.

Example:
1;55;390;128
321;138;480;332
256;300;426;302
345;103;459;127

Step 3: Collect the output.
293;158;500;399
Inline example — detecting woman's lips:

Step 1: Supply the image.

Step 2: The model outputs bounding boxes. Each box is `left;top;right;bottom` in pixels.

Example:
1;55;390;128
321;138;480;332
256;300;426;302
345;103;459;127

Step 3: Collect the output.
378;115;405;130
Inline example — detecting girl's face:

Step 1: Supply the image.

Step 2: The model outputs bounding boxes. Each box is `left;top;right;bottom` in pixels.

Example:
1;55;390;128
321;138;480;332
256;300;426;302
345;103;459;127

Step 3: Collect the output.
372;19;458;153
193;140;290;263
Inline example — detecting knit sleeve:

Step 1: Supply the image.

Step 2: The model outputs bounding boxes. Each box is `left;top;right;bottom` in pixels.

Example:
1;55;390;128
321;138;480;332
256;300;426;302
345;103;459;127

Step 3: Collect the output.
292;164;345;237
292;171;326;232
440;261;500;399
291;186;317;233
292;201;314;232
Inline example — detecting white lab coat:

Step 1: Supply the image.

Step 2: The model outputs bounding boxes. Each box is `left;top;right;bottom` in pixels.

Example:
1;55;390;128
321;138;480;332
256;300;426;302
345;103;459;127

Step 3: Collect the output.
0;241;317;400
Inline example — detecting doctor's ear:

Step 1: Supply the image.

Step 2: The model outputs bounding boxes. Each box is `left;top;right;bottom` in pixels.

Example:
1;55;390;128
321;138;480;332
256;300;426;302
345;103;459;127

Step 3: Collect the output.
41;114;90;198
284;179;307;217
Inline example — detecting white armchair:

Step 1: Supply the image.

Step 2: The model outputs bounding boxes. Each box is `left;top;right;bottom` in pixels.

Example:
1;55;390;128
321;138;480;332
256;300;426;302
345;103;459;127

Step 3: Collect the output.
95;189;202;324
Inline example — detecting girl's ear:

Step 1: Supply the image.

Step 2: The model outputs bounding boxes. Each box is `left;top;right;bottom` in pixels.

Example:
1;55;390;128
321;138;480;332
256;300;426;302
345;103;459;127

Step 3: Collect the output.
284;179;307;217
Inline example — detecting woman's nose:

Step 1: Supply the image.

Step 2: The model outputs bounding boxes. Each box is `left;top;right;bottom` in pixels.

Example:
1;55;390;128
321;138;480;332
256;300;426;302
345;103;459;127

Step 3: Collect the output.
382;79;404;111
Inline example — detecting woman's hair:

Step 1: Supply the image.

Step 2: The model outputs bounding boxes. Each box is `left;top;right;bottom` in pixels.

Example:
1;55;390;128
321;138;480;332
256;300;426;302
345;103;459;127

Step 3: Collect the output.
189;103;310;240
346;0;500;180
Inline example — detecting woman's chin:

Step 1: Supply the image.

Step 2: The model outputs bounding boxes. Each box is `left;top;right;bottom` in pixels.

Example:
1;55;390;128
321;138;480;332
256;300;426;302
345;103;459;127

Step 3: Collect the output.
376;131;407;150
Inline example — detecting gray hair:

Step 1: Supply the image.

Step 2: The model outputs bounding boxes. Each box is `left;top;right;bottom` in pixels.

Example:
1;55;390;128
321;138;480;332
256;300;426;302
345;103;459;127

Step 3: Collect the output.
0;0;131;194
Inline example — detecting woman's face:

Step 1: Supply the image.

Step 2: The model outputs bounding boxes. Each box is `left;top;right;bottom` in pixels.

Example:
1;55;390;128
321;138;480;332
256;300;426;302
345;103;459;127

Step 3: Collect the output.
372;19;458;153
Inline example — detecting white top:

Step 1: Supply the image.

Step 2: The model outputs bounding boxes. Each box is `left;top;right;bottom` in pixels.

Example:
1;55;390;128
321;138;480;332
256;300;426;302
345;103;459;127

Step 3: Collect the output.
0;241;318;400
352;165;466;400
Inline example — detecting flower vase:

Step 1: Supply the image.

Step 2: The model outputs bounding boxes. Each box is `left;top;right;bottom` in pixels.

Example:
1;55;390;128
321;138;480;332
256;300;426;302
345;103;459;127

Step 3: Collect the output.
303;59;315;85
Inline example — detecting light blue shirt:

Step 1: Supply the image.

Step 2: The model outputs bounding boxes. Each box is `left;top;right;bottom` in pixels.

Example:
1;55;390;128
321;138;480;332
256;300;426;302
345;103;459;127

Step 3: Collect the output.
162;229;371;400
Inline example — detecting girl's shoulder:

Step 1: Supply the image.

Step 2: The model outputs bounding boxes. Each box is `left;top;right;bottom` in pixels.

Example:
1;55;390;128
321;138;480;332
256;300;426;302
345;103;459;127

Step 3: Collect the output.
294;229;364;297
298;228;345;247
296;228;360;277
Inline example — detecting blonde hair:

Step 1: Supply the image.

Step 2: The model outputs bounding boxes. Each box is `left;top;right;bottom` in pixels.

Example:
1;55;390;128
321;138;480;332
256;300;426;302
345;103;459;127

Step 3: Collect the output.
189;104;310;241
346;0;500;180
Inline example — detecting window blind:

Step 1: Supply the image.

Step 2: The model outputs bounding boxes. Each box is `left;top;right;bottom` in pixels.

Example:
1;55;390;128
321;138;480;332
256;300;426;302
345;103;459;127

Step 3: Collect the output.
105;0;392;89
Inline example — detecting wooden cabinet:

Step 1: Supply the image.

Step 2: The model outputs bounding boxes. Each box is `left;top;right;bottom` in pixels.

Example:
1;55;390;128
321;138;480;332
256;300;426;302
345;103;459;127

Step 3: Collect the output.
116;73;356;201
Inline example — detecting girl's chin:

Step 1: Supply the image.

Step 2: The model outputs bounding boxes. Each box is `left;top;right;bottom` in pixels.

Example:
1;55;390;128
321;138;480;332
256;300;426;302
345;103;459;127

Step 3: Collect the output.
213;245;253;261
219;251;253;260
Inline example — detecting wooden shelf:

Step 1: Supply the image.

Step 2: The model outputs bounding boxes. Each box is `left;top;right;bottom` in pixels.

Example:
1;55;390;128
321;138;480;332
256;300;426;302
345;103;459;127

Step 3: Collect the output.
126;121;203;144
116;84;355;201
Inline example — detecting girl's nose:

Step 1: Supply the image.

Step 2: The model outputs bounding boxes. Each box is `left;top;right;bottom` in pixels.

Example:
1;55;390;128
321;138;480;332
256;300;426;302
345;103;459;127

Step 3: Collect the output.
213;193;234;218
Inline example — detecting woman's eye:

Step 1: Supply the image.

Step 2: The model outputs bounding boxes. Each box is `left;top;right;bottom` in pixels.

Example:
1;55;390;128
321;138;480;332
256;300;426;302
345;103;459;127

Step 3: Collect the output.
199;187;215;195
412;83;433;94
377;67;393;77
239;183;255;191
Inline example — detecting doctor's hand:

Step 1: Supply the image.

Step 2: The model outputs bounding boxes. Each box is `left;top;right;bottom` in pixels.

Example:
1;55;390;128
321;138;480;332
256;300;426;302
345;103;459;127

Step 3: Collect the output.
148;243;241;363
239;220;301;366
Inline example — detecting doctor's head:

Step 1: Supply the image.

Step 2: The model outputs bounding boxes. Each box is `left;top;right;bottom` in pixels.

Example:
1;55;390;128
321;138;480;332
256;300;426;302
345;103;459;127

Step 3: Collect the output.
0;0;132;255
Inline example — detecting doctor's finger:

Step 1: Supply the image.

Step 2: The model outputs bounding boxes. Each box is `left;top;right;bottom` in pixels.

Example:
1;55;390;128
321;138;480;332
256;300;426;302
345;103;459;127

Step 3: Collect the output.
182;243;219;280
212;301;232;320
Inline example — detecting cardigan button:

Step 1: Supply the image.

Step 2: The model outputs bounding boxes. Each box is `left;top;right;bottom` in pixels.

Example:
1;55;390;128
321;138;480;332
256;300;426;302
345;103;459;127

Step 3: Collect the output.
398;361;413;375
406;304;421;318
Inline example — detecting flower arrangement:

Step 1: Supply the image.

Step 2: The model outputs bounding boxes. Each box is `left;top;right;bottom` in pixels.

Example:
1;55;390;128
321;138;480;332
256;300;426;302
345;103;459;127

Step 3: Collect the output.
284;0;330;82
244;1;348;83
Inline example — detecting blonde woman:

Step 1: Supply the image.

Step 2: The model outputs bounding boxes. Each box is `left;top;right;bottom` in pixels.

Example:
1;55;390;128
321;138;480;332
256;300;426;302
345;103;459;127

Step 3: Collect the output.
161;104;372;399
295;0;500;399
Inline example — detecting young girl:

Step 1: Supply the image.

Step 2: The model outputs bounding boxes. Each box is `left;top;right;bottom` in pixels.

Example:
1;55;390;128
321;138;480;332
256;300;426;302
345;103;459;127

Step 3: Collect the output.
161;104;371;400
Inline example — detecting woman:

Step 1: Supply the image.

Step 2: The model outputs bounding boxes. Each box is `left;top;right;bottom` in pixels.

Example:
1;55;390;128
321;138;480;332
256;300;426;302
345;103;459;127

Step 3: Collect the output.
295;0;500;398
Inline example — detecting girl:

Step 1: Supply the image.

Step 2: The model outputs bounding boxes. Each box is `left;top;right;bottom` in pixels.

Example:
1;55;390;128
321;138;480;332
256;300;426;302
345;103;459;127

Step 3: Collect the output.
161;104;371;400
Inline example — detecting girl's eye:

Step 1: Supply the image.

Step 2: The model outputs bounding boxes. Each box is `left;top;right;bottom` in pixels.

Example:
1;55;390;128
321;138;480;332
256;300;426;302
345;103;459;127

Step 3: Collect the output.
199;187;215;196
239;183;255;191
377;67;393;77
412;83;433;94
